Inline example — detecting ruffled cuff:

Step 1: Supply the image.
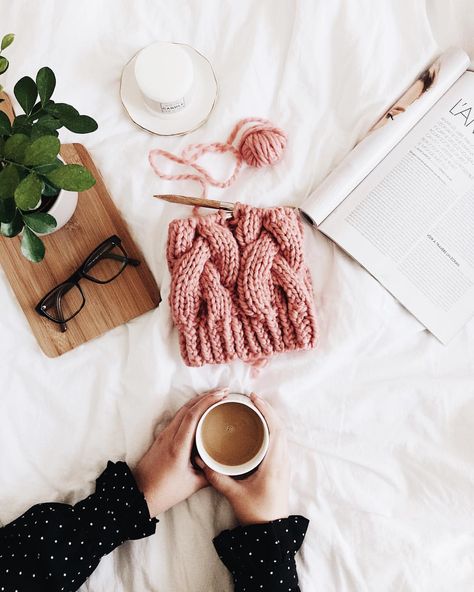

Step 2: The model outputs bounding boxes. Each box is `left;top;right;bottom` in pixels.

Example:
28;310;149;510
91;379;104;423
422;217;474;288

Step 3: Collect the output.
3;461;159;590
75;461;158;549
214;515;309;591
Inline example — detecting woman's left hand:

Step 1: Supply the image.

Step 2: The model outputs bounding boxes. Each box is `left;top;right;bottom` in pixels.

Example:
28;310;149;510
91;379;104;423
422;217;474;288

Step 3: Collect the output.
134;388;229;516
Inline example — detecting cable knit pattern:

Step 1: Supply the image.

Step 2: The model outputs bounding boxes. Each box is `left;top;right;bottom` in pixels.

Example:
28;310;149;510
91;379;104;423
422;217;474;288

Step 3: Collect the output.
167;203;318;366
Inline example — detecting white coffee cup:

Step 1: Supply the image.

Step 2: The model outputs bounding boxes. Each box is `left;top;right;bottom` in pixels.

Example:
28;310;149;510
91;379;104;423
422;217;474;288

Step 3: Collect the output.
196;393;269;476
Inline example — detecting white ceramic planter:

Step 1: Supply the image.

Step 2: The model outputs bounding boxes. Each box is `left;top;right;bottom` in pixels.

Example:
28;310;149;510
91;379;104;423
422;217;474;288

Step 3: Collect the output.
38;189;78;235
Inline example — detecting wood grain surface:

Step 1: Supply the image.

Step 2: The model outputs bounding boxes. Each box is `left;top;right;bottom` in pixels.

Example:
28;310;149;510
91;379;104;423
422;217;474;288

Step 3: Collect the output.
0;94;160;357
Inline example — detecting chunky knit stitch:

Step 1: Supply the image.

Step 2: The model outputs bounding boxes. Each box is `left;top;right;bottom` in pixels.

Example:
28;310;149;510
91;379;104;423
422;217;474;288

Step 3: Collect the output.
167;203;318;367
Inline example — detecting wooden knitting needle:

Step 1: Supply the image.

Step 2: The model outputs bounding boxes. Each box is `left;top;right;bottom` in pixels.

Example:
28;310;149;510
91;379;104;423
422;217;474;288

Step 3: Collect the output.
154;194;235;212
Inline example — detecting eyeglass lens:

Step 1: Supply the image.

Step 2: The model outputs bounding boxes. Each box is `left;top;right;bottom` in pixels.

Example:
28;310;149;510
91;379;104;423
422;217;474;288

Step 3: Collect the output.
83;243;128;283
40;282;85;322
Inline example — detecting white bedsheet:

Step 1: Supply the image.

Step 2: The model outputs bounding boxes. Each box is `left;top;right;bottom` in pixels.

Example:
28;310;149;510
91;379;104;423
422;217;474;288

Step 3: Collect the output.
1;1;474;590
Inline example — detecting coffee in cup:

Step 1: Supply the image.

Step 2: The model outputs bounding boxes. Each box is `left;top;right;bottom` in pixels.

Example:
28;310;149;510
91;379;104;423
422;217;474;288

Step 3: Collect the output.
196;393;269;476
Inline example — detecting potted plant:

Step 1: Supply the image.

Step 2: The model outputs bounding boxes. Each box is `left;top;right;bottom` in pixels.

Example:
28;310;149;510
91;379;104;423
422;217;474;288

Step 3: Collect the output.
0;33;98;262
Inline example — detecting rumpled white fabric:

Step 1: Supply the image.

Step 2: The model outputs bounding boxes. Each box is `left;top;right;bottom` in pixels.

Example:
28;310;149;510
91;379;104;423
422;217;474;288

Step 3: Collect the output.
1;1;474;591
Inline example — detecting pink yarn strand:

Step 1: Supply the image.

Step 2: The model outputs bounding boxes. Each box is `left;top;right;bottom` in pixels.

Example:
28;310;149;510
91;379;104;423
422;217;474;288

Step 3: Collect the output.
149;117;287;197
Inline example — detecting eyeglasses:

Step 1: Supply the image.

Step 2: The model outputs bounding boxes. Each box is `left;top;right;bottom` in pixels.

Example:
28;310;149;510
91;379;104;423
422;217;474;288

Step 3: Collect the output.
35;235;140;332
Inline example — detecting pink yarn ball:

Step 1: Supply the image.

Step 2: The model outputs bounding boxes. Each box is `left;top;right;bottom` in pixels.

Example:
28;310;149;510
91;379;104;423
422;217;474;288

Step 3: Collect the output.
238;124;287;168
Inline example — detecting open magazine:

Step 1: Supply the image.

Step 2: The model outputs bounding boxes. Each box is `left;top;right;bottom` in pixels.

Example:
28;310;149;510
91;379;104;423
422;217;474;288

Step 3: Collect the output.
302;47;474;344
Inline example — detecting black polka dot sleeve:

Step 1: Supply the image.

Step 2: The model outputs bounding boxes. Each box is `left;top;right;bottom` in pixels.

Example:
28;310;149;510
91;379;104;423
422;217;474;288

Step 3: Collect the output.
213;515;309;591
0;461;157;592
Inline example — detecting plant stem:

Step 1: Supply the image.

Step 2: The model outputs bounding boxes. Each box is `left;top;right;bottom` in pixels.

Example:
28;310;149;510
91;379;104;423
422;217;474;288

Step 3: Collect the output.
0;157;32;172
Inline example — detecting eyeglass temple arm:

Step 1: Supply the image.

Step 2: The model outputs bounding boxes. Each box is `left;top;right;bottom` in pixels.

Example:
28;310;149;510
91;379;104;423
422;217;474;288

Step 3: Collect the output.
102;253;141;266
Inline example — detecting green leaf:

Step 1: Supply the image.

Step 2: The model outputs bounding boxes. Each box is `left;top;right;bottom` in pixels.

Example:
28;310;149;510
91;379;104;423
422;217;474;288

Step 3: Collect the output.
23;135;60;166
3;133;29;162
45;102;78;122
36;67;56;107
14;76;38;116
0;164;19;199
34;158;62;175
31;126;58;140
0;137;4;156
0;56;8;75
11;114;30;135
0;197;15;222
21;226;45;262
22;211;57;234
14;172;42;210
63;114;98;134
1;210;23;237
35;114;61;131
30;115;61;140
1;33;14;51
0;110;12;135
30;101;44;117
40;180;60;197
45;103;97;134
47;164;95;192
29;127;43;140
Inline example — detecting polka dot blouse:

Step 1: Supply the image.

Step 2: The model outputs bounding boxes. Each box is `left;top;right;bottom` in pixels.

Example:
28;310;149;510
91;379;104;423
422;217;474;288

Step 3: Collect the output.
0;461;309;591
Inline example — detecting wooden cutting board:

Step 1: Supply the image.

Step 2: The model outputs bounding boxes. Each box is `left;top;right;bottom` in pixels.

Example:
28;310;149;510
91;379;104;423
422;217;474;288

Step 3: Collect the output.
0;95;160;357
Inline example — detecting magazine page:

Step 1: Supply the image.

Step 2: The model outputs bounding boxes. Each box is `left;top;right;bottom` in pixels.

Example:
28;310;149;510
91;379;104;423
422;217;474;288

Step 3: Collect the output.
319;71;474;343
301;47;470;226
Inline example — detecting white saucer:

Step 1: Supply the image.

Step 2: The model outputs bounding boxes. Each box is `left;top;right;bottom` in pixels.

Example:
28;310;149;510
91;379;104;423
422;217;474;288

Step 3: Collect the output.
120;43;218;136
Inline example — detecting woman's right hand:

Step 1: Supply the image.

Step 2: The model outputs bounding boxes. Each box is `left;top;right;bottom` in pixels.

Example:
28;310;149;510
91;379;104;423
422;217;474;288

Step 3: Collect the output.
196;393;290;525
134;388;229;517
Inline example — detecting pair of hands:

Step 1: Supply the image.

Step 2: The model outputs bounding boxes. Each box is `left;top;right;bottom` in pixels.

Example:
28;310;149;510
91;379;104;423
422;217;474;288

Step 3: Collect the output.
133;388;290;525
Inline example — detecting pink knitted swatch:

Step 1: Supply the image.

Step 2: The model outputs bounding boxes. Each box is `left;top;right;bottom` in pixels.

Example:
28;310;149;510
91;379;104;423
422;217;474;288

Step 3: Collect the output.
167;203;318;367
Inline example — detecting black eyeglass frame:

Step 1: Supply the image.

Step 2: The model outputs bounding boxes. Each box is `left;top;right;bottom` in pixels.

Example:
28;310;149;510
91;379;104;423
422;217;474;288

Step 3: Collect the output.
35;235;140;332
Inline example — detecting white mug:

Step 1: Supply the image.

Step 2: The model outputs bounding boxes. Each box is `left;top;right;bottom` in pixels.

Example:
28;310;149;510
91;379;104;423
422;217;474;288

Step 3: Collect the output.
196;393;269;477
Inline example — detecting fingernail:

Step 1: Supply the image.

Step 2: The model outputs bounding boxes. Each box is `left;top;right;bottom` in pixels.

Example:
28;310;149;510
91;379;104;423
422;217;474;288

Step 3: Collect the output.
195;457;205;469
